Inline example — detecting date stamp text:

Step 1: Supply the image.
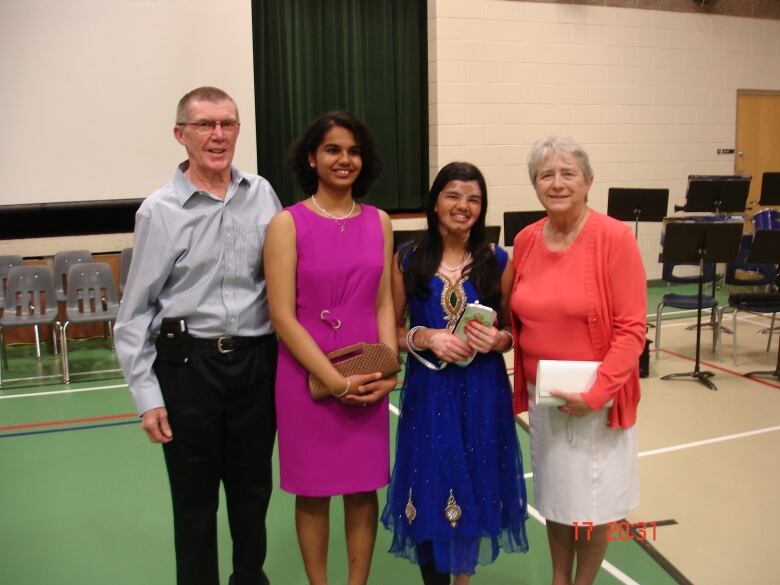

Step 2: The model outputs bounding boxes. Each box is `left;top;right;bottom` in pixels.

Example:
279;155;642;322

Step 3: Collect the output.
572;521;657;541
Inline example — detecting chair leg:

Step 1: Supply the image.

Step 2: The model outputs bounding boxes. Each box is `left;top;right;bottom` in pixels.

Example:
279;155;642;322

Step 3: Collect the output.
716;308;724;362
0;325;7;370
710;305;718;353
33;324;42;359
0;326;5;387
655;302;664;359
61;321;70;384
108;321;116;351
51;322;60;356
732;308;739;366
768;313;776;352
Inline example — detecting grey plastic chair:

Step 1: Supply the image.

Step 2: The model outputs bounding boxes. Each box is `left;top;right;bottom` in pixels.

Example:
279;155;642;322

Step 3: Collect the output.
0;255;24;311
0;265;61;387
53;250;93;303
60;262;120;383
119;247;133;296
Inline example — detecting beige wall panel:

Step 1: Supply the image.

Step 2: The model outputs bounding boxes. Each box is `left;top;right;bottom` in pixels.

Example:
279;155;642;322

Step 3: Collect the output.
428;0;780;278
0;0;256;207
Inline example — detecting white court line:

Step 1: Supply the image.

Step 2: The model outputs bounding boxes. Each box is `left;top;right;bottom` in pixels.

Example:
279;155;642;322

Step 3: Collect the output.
389;403;640;584
0;383;127;400
638;425;780;458
2;368;121;383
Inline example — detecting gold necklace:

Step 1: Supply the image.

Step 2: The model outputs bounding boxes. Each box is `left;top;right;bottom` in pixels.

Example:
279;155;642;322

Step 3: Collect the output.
311;195;356;232
439;252;471;272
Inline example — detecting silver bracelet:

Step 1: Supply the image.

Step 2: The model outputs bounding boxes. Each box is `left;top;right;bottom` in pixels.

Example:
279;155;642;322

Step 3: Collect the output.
407;326;424;352
500;328;514;353
333;378;350;398
406;326;447;371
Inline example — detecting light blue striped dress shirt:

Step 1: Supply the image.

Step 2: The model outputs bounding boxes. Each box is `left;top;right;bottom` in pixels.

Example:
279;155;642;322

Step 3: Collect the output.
114;162;282;415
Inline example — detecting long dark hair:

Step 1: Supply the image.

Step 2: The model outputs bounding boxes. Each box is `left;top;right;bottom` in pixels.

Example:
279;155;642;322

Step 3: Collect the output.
402;162;501;313
287;110;383;198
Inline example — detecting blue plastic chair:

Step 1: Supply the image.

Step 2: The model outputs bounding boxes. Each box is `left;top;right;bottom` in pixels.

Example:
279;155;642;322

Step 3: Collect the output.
716;248;778;364
655;261;719;359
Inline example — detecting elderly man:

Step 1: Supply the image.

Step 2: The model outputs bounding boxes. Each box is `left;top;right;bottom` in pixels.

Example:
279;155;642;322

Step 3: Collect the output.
115;86;281;585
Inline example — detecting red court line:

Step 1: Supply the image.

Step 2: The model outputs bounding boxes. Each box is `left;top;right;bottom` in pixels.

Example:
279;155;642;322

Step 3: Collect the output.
659;348;780;390
0;412;137;432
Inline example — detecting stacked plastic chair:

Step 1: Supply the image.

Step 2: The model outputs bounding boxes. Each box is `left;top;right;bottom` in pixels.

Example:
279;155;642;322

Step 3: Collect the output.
0;265;61;387
60;262;121;383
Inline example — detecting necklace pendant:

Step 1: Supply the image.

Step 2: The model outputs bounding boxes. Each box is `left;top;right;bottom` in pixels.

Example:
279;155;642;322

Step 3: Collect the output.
339;223;346;232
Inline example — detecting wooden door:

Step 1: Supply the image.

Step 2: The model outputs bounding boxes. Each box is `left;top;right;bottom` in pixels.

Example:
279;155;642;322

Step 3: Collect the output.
735;91;780;228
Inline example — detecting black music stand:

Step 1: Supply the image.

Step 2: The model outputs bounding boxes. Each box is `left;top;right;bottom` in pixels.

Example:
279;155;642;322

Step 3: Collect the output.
660;222;742;390
744;230;780;382
503;211;546;247
674;176;749;336
607;188;669;239
393;229;424;251
759;172;780;206
675;175;750;214
485;225;501;245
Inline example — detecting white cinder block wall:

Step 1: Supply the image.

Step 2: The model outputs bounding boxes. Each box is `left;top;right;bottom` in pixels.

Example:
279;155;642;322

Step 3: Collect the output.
427;0;780;279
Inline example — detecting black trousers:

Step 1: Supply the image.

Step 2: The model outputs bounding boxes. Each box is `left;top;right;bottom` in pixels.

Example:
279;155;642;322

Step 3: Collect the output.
154;335;277;585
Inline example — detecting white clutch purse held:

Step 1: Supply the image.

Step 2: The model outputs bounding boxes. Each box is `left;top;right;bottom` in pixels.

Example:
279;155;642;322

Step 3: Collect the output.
535;360;612;408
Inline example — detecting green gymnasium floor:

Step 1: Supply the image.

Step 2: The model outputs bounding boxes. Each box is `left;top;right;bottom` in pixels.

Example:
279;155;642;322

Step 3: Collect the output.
0;332;682;585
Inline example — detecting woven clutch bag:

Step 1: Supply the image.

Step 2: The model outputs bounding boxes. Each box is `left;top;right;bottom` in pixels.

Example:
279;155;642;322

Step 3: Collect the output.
309;342;401;400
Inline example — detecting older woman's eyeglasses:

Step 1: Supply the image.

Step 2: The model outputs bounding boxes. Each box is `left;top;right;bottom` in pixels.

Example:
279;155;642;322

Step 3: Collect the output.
179;119;240;135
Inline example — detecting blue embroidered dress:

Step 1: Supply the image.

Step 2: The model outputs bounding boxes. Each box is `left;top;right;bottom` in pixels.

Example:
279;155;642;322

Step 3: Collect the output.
381;246;529;575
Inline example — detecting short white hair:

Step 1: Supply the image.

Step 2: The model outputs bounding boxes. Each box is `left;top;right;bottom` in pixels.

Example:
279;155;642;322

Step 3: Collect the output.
527;135;593;184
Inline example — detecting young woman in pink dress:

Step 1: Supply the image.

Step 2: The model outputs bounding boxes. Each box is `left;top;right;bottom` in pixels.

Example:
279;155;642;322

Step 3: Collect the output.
510;136;646;585
264;111;397;585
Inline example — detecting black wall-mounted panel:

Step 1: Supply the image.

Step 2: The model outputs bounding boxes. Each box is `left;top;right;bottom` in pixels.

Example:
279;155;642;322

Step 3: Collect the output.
0;199;143;239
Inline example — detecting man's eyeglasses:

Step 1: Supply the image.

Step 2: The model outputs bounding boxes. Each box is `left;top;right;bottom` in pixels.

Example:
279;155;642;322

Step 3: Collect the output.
178;119;240;135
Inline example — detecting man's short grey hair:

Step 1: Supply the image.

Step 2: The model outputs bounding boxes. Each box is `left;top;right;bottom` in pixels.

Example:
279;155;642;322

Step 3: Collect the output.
527;135;593;184
175;86;239;124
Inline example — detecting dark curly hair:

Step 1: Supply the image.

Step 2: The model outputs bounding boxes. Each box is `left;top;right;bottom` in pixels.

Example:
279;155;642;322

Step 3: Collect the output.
402;162;501;314
287;111;383;198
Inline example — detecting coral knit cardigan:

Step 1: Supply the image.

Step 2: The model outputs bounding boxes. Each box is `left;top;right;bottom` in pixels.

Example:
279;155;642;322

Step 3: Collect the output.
510;210;647;429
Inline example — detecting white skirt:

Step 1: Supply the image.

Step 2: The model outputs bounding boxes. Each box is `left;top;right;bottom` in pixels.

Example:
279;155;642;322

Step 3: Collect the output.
528;384;639;525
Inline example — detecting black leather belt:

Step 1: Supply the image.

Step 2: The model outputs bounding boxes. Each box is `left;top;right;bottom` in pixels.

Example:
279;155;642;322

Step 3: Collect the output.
188;335;268;354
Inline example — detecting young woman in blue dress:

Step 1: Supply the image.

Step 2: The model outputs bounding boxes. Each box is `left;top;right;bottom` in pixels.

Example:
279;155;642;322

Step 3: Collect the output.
381;162;529;584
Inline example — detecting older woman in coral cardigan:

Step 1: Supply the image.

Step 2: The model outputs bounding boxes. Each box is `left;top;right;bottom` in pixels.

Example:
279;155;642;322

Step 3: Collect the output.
510;135;646;585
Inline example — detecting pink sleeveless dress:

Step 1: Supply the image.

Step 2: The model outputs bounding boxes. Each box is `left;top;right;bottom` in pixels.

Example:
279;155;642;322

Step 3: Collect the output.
275;202;390;496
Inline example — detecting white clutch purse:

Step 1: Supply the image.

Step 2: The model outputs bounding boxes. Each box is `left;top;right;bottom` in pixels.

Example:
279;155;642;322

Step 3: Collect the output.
535;360;612;407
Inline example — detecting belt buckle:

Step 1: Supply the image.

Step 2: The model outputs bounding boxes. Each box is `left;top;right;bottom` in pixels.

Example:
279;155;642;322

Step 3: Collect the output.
217;336;235;354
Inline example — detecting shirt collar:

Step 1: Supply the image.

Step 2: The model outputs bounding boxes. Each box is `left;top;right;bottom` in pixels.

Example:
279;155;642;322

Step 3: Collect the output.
173;160;247;206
